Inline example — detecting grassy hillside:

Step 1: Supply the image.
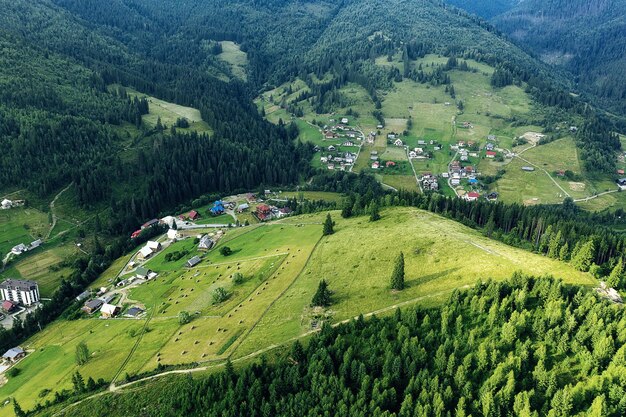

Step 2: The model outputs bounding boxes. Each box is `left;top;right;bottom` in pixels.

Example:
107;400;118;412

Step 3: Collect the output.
0;207;596;412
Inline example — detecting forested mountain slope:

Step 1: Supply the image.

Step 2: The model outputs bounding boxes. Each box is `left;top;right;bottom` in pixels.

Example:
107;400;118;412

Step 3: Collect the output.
448;0;626;115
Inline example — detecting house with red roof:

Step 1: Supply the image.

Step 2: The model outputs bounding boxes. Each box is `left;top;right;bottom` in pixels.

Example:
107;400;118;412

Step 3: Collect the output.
131;230;142;239
256;204;272;221
386;161;396;167
188;210;200;221
465;192;480;201
486;151;497;158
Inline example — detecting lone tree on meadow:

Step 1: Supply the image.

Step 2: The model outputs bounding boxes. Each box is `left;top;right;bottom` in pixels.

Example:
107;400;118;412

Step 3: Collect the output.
311;279;332;307
220;246;232;256
75;341;90;365
390;252;405;291
370;201;381;222
323;213;334;236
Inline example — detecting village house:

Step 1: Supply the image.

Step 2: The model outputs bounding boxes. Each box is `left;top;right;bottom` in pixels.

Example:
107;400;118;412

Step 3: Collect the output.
486;192;499;201
135;267;151;280
485;143;495;151
617;178;626;190
376;124;384;129
387;133;396;140
167;229;179;240
82;299;103;314
276;207;293;218
125;307;144;318
256;204;272;221
138;240;161;260
76;290;91;302
418;140;426;145
188;210;200;221
2;347;25;363
465;192;480;201
199;235;215;250
0;279;39;306
522;166;535;172
394;139;404;147
327;163;335;170
186;256;201;268
210;201;225;215
160;216;176;228
327;145;336;152
372;161;380;169
2;300;17;313
237;203;249;213
341;117;349;124
342;141;355;147
11;244;28;255
101;303;119;318
451;178;461;186
487;135;496;141
409;151;417;159
1;199;12;209
486;151;497;158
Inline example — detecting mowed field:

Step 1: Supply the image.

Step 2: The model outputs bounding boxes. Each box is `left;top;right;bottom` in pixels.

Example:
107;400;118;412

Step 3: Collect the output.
218;41;247;81
0;208;48;257
0;207;597;412
111;85;212;134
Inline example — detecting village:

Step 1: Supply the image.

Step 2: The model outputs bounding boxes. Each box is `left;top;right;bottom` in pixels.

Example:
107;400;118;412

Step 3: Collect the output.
319;117;364;171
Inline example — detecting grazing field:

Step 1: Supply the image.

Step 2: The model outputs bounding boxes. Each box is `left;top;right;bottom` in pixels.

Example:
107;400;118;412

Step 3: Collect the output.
278;191;345;203
0;207;597;411
0;208;48;257
495;158;567;205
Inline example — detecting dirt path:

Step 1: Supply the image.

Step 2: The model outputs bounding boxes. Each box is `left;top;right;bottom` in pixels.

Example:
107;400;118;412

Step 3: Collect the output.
514;153;571;198
45;183;73;240
573;189;619;203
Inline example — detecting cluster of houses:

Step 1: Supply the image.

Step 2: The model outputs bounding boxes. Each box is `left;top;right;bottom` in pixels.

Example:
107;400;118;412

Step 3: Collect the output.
138;240;162;260
408;140;441;160
10;239;42;256
322;145;357;171
130;218;161;239
1;199;25;210
421;173;439;191
255;204;293;221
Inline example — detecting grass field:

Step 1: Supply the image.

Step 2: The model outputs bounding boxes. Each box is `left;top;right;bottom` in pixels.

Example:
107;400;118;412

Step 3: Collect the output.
496;158;566;205
0;208;48;257
218;41;247;81
0;207;599;411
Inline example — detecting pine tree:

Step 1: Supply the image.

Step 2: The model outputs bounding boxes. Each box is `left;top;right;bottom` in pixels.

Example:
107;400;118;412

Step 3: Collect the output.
547;230;562;259
571;240;595;271
607;259;623;289
311;279;332;307
13;399;26;417
72;371;86;393
323;213;334;235
370;201;381;222
391;252;405;290
341;199;353;218
559;242;570;261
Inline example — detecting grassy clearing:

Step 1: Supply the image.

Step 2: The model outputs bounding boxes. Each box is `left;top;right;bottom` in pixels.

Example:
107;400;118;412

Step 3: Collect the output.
2;207;598;410
278;191;344;203
218;41;247;81
236;208;594;357
0;208;48;256
496;158;566;205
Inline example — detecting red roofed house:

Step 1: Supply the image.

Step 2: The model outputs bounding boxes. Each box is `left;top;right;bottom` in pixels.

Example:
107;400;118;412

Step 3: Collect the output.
2;300;17;313
486;151;497;158
465;166;474;174
386;161;396;167
618;169;625;175
131;230;142;239
188;210;200;221
256;204;272;221
465;192;480;201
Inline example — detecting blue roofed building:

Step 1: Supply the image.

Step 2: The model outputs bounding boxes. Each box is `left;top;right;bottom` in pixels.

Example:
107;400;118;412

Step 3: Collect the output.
210;201;225;215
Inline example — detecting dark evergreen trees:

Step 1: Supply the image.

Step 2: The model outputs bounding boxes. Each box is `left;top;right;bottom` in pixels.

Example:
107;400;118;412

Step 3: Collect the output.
323;213;335;236
390;252;405;290
311;280;332;307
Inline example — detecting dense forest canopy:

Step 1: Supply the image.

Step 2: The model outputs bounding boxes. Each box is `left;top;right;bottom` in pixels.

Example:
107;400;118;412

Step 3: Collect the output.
42;276;626;417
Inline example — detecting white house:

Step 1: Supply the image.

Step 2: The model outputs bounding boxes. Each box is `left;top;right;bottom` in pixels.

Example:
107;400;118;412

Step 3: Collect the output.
1;199;12;210
394;139;404;147
100;303;119;318
11;244;27;255
0;279;40;306
160;216;176;228
167;229;179;240
341;117;349;124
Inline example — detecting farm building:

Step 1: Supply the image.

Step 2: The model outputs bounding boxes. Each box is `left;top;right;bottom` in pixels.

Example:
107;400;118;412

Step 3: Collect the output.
131;230;142;239
11;244;27;255
617;178;626;190
82;299;103;314
138;241;161;260
167;229;180;240
125;307;144;318
101;303;119;318
341;117;349;124
237;203;249;213
141;219;159;230
160;216;176;228
186;256;202;268
0;279;39;306
135;267;150;279
1;199;12;209
522;166;535;172
2;347;25;363
198;235;215;250
188;210;200;220
75;290;91;302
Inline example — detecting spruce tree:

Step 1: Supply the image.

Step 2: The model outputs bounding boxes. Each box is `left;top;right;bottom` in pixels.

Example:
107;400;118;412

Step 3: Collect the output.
323;213;334;235
571;240;595;271
607;259;623;289
311;279;332;307
13;400;26;417
391;252;405;290
370;201;381;222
